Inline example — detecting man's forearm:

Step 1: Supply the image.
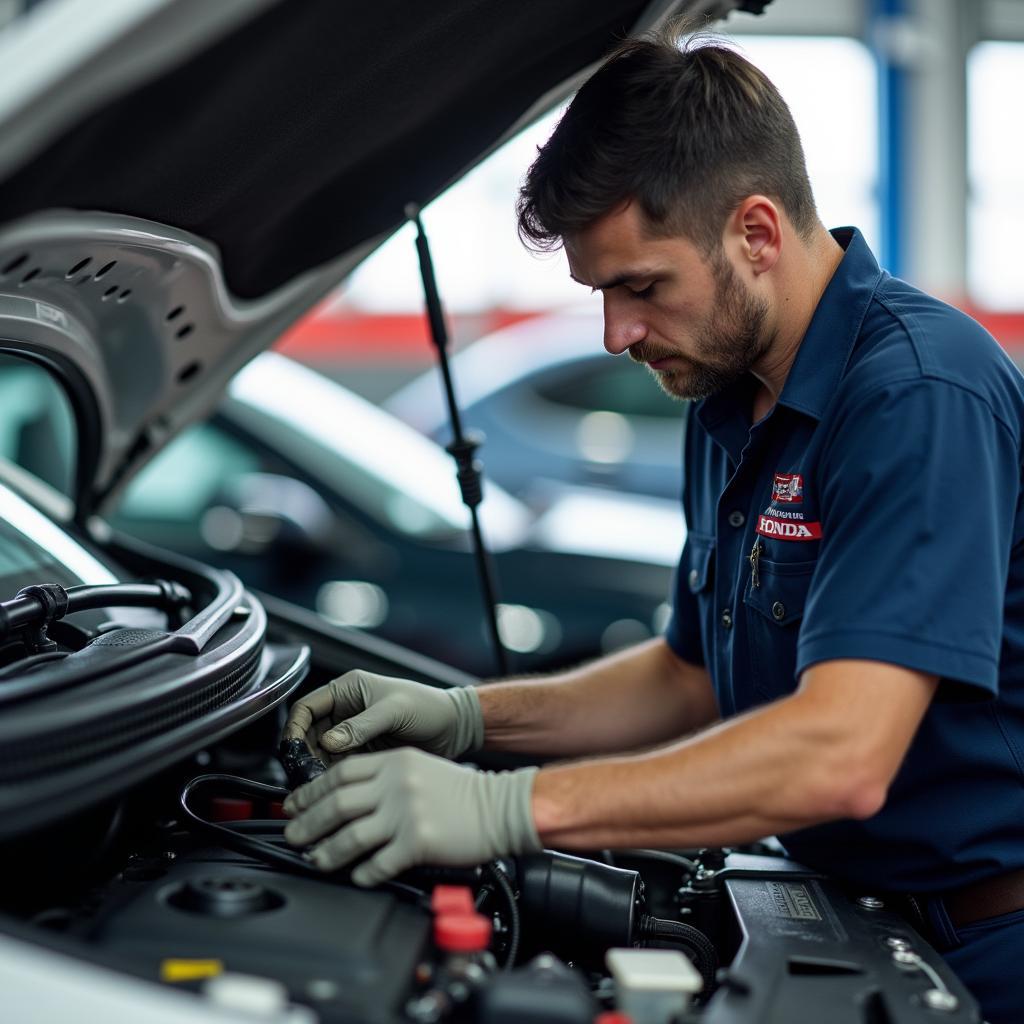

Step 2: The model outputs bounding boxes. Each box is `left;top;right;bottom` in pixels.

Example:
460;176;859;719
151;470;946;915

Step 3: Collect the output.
530;660;937;849
531;697;835;849
475;637;719;758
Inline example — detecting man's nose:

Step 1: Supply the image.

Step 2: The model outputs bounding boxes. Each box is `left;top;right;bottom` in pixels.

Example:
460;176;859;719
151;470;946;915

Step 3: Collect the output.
603;294;647;355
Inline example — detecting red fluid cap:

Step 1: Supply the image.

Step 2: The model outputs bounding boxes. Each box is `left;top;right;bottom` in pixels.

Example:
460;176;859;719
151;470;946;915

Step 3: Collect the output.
594;1014;634;1024
434;912;493;953
431;885;476;916
209;797;253;822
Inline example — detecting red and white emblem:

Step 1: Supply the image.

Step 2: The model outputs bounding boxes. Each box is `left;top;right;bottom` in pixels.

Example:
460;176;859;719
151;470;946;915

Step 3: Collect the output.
772;473;803;504
756;514;821;541
758;471;821;541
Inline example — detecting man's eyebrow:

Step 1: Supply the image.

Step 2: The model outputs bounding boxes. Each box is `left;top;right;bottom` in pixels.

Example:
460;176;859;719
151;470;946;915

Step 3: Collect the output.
569;269;655;291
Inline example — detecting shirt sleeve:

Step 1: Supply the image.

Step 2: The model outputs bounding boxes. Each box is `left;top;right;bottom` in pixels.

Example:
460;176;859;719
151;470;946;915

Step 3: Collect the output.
665;402;707;665
797;378;1018;697
664;534;708;666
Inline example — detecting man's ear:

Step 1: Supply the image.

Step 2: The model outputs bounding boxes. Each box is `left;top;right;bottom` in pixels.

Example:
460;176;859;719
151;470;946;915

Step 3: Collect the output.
726;196;782;276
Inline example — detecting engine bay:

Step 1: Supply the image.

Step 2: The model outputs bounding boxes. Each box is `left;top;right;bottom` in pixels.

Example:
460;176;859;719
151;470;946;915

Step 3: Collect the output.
0;537;981;1023
1;708;980;1024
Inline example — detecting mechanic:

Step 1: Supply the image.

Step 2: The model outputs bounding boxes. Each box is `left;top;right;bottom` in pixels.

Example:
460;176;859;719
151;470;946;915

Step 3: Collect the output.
283;31;1024;1022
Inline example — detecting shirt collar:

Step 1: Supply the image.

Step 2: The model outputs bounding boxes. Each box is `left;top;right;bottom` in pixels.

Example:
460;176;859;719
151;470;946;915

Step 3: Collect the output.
775;227;883;420
697;227;883;439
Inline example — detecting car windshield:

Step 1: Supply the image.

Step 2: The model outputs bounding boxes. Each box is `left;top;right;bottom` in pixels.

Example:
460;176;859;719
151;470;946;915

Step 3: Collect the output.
226;353;531;546
0;472;117;593
0;355;120;593
0;354;75;497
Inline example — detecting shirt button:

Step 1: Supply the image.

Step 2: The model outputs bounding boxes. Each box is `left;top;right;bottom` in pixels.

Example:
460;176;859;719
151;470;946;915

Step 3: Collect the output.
728;510;746;528
688;568;700;592
720;609;733;630
772;601;786;622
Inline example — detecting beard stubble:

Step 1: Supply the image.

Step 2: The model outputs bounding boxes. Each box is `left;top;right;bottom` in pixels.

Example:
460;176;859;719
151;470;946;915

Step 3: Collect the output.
629;255;772;401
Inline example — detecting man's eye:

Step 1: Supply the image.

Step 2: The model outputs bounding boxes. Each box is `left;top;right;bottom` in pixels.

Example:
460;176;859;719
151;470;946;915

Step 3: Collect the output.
630;283;655;299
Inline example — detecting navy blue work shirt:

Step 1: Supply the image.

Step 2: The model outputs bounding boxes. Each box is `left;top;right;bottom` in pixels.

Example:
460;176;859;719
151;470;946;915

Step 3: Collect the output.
666;227;1024;892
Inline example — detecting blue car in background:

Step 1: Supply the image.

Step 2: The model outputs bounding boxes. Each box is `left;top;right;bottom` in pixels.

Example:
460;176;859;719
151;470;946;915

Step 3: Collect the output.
103;353;684;676
0;350;683;677
386;307;689;503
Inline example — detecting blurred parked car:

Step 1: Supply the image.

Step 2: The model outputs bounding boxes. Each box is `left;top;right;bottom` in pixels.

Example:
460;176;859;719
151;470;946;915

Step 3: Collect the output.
0;351;682;676
386;307;688;502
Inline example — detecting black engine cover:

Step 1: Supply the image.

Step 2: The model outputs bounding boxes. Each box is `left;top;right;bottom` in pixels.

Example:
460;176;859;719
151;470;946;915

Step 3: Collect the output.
704;854;980;1023
85;848;431;1023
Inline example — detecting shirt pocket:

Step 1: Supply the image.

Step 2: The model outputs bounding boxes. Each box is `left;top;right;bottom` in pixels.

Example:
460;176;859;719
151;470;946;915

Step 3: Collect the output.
743;557;816;700
686;533;715;595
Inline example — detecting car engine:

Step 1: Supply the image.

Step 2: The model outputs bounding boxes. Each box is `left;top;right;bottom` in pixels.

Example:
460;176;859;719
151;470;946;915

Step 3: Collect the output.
2;753;981;1024
0;551;981;1024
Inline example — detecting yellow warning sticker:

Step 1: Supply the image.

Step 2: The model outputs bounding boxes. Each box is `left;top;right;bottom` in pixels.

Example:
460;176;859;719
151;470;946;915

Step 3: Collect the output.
160;959;225;982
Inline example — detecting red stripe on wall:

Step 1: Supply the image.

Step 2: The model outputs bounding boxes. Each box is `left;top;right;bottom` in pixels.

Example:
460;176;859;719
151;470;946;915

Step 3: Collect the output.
275;309;536;362
274;303;1024;362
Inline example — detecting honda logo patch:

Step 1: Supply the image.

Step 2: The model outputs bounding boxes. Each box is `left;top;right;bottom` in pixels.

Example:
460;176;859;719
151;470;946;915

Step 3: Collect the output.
756;514;821;541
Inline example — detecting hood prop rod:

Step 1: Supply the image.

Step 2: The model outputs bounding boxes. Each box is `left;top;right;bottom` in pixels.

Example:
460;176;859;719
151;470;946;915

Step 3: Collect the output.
406;204;508;676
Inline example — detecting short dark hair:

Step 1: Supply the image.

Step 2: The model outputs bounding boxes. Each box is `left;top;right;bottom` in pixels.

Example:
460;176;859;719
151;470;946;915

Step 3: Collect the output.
516;29;818;254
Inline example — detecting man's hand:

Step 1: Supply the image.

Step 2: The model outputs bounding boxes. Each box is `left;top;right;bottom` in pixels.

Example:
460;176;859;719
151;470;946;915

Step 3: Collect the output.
282;671;484;760
282;748;540;885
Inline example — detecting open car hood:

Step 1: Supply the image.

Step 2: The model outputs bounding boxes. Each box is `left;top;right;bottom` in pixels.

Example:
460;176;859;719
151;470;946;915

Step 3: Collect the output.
0;0;767;516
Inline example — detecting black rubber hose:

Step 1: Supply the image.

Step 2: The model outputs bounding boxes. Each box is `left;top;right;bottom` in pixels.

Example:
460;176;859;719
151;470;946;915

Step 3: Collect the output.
0;581;192;640
637;913;718;995
483;861;520;970
612;848;699;875
178;774;427;906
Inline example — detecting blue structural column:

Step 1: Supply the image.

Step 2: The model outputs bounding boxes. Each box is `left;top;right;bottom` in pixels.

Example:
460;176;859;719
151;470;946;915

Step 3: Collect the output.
870;0;908;280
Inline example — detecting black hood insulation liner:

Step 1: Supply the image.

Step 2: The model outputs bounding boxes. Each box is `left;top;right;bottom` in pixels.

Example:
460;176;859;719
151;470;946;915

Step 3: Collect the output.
0;0;656;299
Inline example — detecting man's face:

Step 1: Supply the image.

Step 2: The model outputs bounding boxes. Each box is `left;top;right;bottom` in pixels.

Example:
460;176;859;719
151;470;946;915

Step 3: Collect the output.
565;202;772;400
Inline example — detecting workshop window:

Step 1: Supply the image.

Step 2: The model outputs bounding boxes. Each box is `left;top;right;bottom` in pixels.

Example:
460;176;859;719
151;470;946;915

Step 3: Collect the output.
729;35;880;253
967;41;1024;309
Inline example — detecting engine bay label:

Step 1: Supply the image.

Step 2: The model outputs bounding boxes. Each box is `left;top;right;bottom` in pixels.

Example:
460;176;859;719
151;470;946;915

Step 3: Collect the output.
766;881;821;921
